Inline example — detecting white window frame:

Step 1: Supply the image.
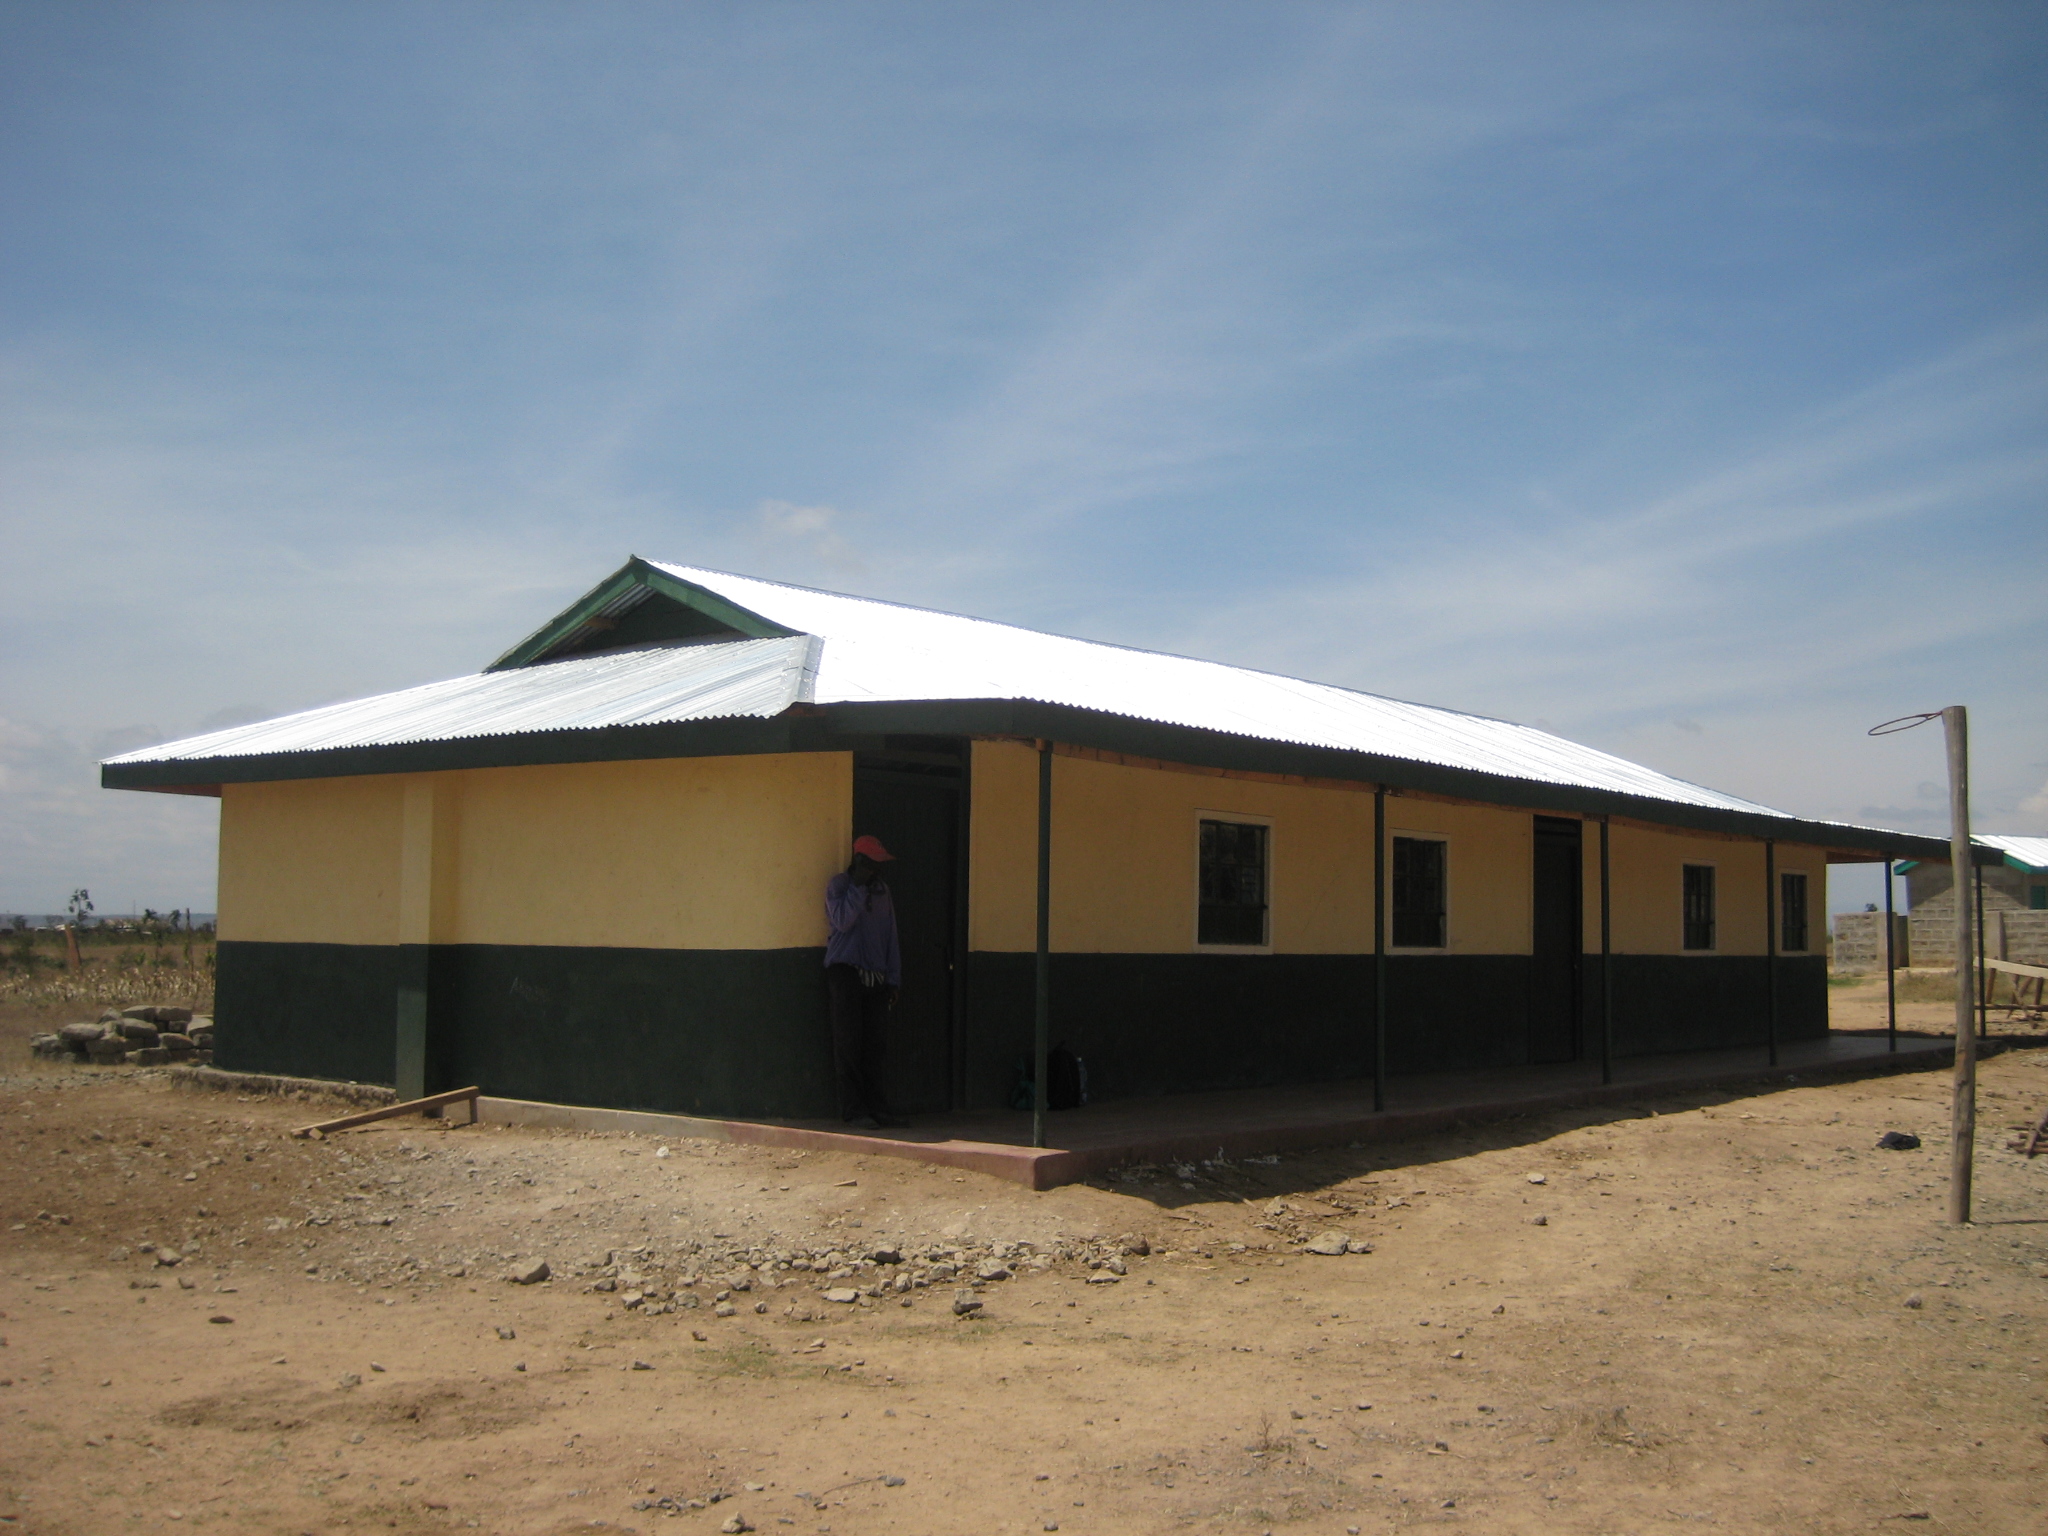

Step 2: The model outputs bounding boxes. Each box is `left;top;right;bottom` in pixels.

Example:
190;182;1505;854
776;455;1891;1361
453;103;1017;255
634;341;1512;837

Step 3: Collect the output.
1193;809;1273;954
1386;827;1450;953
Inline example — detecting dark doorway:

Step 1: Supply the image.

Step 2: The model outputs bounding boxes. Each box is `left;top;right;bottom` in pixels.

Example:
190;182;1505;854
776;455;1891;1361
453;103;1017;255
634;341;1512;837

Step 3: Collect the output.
1530;816;1583;1064
852;744;966;1115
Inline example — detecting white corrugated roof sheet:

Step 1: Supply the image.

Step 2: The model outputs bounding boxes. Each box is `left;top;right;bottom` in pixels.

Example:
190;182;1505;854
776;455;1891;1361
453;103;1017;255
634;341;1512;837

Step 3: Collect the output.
647;563;1793;818
106;558;1797;822
1978;834;2048;872
106;635;815;763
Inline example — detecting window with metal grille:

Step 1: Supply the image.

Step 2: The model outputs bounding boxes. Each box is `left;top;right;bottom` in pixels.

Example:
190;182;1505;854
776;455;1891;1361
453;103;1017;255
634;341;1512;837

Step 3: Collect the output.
1779;871;1808;952
2032;884;2047;911
1198;819;1268;946
1682;864;1716;951
1392;836;1447;948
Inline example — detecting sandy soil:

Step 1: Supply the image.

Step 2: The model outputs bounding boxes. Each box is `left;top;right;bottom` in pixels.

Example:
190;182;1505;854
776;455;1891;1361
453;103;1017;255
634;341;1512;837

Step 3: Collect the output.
3;1036;2045;1536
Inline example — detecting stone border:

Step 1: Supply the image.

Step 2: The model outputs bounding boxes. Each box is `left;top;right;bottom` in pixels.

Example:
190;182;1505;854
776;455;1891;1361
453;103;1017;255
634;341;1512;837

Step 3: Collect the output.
167;1064;398;1109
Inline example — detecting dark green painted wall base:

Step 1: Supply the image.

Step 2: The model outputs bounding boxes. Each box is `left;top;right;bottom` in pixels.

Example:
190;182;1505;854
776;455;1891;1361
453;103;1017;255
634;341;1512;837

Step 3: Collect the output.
423;944;834;1119
215;941;1826;1119
215;941;405;1087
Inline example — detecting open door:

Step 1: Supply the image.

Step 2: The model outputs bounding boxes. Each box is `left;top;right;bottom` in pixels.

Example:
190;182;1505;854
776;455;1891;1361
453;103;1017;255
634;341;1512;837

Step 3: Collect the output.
1530;815;1583;1064
851;743;966;1114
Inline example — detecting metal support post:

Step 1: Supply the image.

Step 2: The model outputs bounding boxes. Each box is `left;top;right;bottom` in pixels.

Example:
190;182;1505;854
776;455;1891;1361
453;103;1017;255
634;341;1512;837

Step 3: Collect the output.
1032;739;1052;1150
1599;815;1613;1086
1765;840;1779;1069
1373;787;1387;1113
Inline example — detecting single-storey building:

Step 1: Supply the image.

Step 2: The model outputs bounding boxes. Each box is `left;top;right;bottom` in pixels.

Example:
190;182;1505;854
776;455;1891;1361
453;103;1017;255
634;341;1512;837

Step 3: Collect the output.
102;557;1951;1121
1898;834;2048;969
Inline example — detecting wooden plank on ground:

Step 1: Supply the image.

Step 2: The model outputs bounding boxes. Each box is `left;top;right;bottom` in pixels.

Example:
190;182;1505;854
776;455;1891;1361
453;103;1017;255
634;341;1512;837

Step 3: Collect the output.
293;1086;481;1137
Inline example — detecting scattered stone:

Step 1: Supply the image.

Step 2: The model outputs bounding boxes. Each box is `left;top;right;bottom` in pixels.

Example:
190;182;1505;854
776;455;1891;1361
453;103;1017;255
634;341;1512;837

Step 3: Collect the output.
1526;1173;1547;1185
719;1516;752;1534
952;1295;983;1317
691;1330;708;1342
1263;1198;1288;1215
1118;1234;1150;1256
369;1362;386;1373
753;1301;769;1314
976;1260;1012;1281
1530;1215;1548;1226
495;1326;516;1340
510;1260;551;1285
155;1249;183;1267
1304;1232;1351;1256
631;1360;654;1371
713;1302;738;1318
882;1475;906;1487
1877;1131;1921;1151
1347;1239;1375;1254
1904;1294;1924;1309
337;1373;362;1389
1085;1272;1120;1285
206;1315;233;1325
822;1288;860;1305
868;1248;903;1265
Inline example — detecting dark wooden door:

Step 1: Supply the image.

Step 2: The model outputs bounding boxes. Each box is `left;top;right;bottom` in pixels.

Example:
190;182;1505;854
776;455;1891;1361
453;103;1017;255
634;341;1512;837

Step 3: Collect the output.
1530;816;1583;1064
852;753;963;1114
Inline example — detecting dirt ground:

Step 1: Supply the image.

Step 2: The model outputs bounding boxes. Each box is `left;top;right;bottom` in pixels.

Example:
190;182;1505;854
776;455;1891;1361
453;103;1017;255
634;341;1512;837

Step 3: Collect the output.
2;1018;2046;1535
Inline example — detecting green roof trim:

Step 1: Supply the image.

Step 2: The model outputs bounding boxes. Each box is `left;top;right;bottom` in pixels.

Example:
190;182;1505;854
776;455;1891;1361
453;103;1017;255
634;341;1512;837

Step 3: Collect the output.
485;557;799;671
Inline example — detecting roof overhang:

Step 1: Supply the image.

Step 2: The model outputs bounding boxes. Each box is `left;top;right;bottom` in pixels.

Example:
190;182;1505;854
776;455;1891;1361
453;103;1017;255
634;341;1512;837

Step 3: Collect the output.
100;696;1961;862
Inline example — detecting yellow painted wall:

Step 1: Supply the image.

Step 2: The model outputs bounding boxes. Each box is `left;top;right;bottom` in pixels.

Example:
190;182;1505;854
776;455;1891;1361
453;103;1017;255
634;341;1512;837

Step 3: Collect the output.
971;746;1519;955
218;777;407;945
1602;827;1827;956
217;753;853;950
1381;795;1532;955
448;753;849;949
968;741;1040;952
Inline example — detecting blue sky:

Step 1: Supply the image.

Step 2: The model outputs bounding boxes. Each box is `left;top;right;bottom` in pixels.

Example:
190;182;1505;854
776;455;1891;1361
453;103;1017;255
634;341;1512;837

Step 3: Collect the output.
2;2;2042;915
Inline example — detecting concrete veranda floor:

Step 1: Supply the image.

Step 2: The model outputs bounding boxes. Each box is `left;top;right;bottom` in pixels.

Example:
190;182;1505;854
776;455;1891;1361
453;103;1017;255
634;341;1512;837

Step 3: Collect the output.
481;1028;1983;1189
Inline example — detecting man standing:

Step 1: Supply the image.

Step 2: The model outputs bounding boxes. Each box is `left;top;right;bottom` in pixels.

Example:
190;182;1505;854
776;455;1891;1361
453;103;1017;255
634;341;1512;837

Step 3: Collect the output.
824;834;905;1130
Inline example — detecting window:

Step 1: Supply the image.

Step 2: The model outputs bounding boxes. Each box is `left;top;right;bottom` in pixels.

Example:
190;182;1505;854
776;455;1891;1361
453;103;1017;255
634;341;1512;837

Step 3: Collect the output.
2032;883;2047;912
1198;819;1268;946
1779;871;1809;952
1682;864;1716;951
1392;836;1447;948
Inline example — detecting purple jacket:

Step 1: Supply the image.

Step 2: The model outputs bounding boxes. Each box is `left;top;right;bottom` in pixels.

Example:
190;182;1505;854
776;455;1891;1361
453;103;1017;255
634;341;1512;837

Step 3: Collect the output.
824;872;901;985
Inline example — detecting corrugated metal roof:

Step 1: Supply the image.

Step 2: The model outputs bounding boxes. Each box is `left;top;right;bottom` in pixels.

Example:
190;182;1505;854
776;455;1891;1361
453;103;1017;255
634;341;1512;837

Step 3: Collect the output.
104;635;815;764
644;562;1795;820
1978;834;2048;872
101;556;1845;832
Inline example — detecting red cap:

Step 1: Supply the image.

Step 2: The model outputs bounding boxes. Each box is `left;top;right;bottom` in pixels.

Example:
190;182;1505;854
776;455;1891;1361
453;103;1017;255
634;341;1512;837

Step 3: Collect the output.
852;835;895;862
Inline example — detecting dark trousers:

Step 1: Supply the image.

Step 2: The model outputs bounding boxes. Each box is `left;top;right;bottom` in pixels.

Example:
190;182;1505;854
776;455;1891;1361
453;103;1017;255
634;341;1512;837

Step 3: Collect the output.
826;963;893;1120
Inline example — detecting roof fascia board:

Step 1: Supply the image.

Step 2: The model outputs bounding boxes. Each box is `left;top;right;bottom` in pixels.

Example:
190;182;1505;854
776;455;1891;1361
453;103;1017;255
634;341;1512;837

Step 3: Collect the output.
485;557;798;672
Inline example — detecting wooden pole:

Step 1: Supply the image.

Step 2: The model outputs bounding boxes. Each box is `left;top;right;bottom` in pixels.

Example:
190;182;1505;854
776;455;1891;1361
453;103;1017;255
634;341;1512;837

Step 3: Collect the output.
1032;739;1052;1150
1883;858;1897;1053
1765;839;1779;1068
1943;705;1975;1225
1373;787;1387;1113
1599;815;1613;1086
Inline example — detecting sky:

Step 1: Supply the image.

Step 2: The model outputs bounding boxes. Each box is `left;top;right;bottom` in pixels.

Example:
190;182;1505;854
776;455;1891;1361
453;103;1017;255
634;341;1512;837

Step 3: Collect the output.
1;1;2043;918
